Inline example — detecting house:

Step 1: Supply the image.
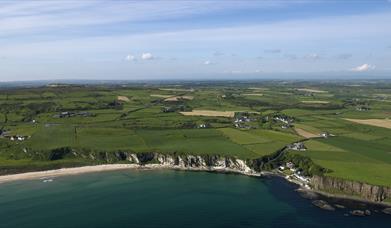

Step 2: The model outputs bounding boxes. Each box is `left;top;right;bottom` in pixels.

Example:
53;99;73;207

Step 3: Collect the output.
286;162;294;169
198;124;207;128
234;117;249;123
6;135;29;142
53;111;73;118
320;132;335;138
17;136;25;141
273;114;294;125
356;106;370;111
288;142;306;151
274;116;289;124
162;106;175;113
53;111;94;118
293;173;310;183
234;114;252;123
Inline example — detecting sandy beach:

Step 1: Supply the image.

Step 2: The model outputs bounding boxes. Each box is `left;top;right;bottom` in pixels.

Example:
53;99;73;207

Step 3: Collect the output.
0;164;140;184
0;163;261;184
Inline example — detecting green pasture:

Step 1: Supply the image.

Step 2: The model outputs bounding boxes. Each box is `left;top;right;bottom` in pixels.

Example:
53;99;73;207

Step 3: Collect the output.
296;136;391;186
0;82;391;189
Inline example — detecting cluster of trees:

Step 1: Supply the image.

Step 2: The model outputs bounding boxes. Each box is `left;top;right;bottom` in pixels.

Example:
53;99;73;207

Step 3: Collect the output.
283;153;328;176
161;104;191;113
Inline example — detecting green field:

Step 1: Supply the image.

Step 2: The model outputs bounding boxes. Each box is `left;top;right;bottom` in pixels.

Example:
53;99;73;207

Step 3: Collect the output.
1;81;391;188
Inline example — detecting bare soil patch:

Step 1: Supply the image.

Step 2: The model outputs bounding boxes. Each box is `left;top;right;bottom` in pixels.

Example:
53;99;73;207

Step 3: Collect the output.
151;94;171;98
117;96;130;102
164;96;194;101
295;128;319;138
301;100;330;104
180;110;235;118
297;88;327;93
344;118;391;129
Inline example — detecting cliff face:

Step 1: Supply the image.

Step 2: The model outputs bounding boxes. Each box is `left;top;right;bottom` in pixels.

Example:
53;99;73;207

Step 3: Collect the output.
116;152;258;175
312;175;391;202
50;149;391;203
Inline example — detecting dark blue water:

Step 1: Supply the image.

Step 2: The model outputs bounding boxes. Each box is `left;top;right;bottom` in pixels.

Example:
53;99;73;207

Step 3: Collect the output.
0;170;389;228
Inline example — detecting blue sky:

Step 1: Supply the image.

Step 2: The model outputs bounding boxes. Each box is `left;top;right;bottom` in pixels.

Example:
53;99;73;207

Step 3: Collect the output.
0;0;390;81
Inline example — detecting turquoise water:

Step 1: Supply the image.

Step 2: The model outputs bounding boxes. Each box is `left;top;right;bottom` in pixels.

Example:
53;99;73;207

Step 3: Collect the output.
0;170;389;228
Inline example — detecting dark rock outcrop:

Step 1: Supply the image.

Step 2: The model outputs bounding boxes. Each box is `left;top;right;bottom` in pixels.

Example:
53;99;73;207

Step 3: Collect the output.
312;200;335;211
349;210;371;216
382;208;391;215
350;210;366;216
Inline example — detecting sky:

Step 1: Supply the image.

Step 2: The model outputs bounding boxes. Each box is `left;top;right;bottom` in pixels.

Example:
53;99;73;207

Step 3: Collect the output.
0;0;390;81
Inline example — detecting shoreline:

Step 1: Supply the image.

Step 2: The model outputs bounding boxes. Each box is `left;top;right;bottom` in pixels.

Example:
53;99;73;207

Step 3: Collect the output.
300;187;391;208
1;163;390;210
0;163;261;184
0;164;140;184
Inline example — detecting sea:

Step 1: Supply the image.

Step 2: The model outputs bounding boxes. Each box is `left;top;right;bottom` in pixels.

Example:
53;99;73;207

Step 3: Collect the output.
0;170;389;228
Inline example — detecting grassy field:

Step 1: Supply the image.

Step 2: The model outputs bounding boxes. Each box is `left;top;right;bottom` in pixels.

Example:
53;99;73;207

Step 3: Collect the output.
219;128;301;156
0;81;391;188
294;136;391;186
287;94;391;186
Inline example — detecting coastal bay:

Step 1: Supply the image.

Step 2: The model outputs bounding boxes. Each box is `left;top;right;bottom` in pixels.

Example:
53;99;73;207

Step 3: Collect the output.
0;170;390;228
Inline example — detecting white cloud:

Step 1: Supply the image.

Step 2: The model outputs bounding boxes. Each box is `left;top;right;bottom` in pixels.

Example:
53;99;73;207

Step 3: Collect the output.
204;60;212;65
125;54;136;61
350;63;375;72
1;11;391;59
141;53;153;60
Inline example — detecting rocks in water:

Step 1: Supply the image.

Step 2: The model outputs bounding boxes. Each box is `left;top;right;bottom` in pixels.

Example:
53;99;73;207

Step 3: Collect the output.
349;210;371;216
382;208;391;215
350;210;365;216
298;190;318;200
312;200;335;211
334;204;345;209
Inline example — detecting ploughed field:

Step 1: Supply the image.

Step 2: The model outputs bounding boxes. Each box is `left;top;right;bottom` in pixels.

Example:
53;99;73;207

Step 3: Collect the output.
1;81;391;188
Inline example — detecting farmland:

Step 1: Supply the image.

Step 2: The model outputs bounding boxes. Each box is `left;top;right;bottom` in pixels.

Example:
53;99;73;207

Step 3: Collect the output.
0;80;391;189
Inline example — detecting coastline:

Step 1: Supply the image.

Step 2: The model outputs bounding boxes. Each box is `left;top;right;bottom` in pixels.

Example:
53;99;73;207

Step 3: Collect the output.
0;164;139;184
300;187;391;208
0;163;261;184
1;163;390;211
